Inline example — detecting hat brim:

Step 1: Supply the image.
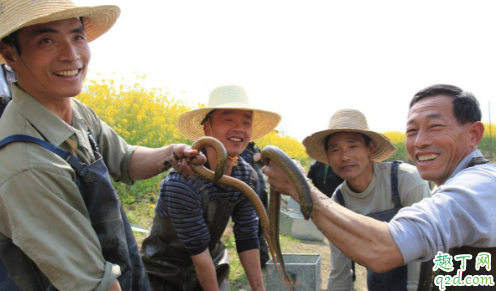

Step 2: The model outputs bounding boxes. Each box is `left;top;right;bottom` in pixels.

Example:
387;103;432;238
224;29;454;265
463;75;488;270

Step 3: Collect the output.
177;107;281;141
0;5;120;64
303;128;397;164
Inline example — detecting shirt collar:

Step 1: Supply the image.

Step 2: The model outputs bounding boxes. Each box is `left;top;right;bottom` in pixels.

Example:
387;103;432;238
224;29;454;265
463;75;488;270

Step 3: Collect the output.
11;84;76;147
445;149;484;182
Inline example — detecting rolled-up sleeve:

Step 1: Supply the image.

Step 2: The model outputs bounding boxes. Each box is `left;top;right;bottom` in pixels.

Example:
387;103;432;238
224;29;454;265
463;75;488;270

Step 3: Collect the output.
0;168;120;290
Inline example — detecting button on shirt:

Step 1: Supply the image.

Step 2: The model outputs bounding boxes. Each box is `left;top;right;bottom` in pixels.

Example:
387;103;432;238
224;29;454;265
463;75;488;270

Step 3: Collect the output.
0;85;137;291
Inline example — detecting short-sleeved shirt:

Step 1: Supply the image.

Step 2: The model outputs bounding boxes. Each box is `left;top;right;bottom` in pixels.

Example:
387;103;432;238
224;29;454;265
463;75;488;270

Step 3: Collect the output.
328;161;431;291
389;150;496;264
0;85;137;290
155;157;260;256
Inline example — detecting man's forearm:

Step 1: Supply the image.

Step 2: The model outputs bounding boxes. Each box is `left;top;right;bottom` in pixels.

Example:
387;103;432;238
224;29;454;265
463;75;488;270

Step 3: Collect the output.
129;144;206;181
239;249;264;291
128;145;173;180
310;190;404;273
263;161;405;273
191;249;219;291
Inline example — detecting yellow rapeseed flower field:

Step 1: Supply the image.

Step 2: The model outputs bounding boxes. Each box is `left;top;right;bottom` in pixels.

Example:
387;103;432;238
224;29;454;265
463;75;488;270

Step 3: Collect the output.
76;78;495;202
76;78;311;201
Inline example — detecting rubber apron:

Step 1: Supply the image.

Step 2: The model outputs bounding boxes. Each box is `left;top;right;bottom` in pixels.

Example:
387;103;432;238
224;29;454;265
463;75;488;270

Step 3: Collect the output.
0;134;149;291
335;161;408;291
141;172;254;291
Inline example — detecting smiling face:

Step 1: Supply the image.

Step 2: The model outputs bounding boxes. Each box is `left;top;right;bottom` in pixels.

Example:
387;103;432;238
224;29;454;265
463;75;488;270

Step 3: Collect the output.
406;95;478;186
325;132;375;191
204;109;253;157
2;18;90;104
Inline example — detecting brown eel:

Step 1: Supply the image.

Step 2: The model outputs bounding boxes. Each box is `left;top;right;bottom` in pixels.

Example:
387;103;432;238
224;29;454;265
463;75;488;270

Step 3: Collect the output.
189;137;312;288
261;145;313;288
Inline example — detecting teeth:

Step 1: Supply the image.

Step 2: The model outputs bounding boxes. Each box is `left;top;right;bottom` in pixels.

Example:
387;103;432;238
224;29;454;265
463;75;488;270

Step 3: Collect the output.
228;138;241;142
55;70;78;77
418;154;439;162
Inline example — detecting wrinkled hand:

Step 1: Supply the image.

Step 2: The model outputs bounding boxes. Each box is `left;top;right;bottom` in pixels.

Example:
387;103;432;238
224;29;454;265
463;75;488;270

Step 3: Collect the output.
262;160;300;201
170;144;206;178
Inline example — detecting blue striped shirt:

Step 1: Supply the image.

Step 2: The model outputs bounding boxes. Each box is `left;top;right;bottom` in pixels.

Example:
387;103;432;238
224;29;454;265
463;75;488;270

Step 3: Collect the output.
156;158;260;256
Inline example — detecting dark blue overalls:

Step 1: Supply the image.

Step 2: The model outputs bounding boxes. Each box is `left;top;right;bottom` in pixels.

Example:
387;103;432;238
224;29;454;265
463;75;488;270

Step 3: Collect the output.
0;134;150;291
334;161;408;291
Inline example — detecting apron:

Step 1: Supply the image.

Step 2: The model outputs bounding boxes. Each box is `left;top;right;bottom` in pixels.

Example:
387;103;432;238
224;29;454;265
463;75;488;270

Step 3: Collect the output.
141;172;254;291
335;160;408;291
0;133;149;291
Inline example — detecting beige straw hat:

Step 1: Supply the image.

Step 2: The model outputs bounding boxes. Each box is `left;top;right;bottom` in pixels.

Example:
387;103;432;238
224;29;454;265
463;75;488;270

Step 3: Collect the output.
303;109;397;164
177;85;281;141
0;0;120;64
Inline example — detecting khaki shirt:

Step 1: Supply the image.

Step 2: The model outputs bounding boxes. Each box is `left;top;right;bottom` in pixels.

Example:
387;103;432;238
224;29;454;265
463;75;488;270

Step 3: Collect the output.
0;85;137;290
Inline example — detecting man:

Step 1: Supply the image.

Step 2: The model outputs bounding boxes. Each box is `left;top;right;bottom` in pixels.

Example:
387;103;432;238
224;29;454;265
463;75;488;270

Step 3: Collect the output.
240;141;270;267
0;63;15;117
264;85;496;291
307;160;343;198
141;85;281;291
0;1;205;291
304;109;430;291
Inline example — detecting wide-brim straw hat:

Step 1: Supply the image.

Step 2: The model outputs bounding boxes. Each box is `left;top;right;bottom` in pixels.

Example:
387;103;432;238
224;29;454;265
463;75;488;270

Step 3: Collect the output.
303;108;397;164
0;0;120;64
177;85;281;141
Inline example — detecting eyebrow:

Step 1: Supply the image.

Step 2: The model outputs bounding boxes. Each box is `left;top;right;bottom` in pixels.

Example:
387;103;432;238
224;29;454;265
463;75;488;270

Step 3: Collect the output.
30;26;86;37
407;113;442;125
328;139;359;148
220;110;253;120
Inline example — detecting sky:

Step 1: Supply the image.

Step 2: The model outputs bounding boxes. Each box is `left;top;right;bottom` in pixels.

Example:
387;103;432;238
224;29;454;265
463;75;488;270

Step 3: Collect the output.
75;0;496;141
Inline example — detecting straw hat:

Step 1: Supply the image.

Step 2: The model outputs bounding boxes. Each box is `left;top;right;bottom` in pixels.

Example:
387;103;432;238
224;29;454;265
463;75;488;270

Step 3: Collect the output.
0;0;120;64
177;85;281;141
303;109;397;164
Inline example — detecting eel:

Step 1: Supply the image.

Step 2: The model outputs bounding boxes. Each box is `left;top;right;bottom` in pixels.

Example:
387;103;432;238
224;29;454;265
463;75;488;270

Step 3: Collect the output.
261;145;313;288
189;137;312;288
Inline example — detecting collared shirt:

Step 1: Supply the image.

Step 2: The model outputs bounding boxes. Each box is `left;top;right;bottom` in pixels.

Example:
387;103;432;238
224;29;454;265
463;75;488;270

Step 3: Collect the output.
389;150;496;264
328;161;431;291
0;85;137;290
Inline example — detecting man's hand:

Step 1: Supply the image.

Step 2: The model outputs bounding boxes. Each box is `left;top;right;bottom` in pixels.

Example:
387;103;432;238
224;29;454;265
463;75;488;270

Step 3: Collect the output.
169;144;207;179
129;144;206;181
109;279;121;291
262;160;300;201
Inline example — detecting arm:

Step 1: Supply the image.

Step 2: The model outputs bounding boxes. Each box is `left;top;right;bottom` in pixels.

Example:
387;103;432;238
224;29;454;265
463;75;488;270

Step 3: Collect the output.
239;249;265;291
129;144;206;181
263;161;404;272
191;249;220;291
85;110;205;182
